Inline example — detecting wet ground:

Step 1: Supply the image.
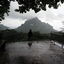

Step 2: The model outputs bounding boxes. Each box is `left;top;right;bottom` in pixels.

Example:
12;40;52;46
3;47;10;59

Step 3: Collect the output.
0;41;64;64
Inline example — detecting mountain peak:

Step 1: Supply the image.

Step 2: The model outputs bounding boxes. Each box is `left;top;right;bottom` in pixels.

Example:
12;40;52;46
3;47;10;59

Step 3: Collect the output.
16;17;55;33
28;17;40;21
25;17;42;25
28;17;38;20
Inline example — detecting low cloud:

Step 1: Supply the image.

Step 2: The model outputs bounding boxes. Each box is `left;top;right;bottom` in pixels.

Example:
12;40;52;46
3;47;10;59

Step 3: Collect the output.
1;1;64;31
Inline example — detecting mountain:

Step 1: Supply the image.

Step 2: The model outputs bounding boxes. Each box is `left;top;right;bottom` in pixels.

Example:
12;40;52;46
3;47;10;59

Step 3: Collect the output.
0;24;9;30
16;17;55;34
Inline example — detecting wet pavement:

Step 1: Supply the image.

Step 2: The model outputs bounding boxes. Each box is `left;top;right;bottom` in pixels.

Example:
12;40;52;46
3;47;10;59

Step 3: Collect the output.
0;41;64;64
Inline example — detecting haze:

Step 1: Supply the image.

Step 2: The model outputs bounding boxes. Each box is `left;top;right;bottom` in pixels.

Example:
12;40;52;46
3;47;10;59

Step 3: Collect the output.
1;1;64;31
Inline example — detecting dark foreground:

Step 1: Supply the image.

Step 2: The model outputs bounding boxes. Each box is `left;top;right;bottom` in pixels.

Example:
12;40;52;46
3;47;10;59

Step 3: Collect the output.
0;41;64;64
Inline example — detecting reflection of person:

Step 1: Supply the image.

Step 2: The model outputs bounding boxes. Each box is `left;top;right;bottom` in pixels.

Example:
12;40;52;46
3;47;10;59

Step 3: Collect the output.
28;29;33;41
28;42;32;47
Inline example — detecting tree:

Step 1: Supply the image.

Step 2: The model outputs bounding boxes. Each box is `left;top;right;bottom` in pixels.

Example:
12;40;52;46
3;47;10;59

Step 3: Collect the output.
0;0;64;21
0;0;10;21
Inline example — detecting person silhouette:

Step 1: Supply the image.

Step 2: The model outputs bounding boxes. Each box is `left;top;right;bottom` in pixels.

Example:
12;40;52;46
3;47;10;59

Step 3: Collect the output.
28;29;33;47
28;29;33;41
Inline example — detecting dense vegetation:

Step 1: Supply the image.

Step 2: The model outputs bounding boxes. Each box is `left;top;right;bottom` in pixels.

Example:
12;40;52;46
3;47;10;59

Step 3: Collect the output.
0;29;64;45
0;29;50;42
50;32;64;44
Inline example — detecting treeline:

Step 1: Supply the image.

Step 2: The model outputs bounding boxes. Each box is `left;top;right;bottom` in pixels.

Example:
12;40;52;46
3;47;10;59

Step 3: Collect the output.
0;29;50;42
50;32;64;44
0;29;64;45
0;29;27;42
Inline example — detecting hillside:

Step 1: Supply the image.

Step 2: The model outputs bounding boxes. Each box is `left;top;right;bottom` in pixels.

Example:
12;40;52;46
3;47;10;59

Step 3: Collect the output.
16;17;55;34
0;24;9;30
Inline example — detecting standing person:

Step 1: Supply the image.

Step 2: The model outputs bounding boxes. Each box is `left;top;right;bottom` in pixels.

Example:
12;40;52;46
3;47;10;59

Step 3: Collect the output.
28;29;33;41
28;29;33;47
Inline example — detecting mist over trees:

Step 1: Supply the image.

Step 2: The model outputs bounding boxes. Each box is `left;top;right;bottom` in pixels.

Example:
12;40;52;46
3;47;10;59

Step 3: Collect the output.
0;0;64;21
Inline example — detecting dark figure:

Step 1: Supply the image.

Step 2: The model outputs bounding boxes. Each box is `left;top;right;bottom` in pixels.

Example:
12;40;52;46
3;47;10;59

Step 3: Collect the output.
28;29;33;47
28;42;32;47
0;40;6;51
28;29;33;41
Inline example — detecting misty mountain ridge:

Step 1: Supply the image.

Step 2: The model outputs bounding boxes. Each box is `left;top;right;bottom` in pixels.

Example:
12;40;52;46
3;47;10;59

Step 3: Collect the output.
16;17;55;34
0;24;9;30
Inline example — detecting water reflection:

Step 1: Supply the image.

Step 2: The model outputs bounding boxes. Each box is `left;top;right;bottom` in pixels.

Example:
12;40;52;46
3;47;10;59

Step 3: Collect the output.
0;41;64;64
0;46;9;64
28;41;32;48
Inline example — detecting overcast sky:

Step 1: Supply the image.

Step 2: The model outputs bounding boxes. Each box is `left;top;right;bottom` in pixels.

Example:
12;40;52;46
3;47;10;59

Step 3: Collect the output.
1;1;64;31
